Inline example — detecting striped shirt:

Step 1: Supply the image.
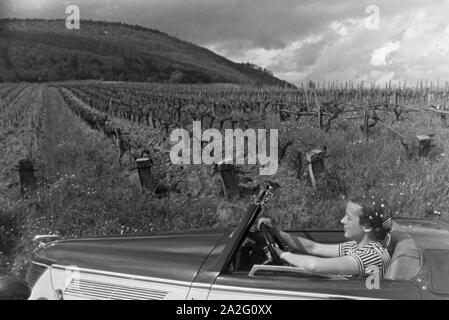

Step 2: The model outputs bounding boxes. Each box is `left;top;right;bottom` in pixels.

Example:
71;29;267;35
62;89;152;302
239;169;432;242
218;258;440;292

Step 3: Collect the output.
338;241;391;278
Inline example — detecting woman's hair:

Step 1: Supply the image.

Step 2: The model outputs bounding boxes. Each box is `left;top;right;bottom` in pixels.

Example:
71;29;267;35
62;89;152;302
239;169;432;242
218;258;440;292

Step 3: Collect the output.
347;195;392;242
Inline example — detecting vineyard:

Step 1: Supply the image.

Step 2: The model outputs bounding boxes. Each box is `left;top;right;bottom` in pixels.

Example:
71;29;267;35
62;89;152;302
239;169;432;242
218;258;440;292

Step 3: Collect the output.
57;80;449;142
1;81;449;277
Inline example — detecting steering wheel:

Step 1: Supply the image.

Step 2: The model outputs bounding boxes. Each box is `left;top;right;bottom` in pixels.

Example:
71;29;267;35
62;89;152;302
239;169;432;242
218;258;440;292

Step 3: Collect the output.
260;224;284;265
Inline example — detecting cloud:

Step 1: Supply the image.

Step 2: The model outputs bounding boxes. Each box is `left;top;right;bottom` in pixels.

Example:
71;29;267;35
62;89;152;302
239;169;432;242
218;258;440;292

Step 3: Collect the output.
330;19;358;37
370;41;401;66
330;21;349;37
0;0;8;17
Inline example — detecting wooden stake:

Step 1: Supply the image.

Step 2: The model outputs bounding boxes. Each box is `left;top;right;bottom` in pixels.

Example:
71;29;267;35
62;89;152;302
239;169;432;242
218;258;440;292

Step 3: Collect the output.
136;158;157;192
306;150;326;191
17;159;37;195
363;102;369;140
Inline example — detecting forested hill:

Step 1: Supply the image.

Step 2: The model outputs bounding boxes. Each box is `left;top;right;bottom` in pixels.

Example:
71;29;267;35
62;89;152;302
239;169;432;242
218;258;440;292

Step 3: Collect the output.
0;18;295;87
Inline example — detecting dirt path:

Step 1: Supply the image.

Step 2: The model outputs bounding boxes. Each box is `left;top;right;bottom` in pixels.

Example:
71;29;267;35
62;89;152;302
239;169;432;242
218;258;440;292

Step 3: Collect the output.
0;84;45;274
1;85;122;275
38;86;117;180
1;85;221;276
0;84;107;198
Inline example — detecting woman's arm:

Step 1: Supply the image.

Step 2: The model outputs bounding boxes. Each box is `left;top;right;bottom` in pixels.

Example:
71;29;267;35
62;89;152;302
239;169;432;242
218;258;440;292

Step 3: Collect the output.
259;218;340;257
280;252;360;275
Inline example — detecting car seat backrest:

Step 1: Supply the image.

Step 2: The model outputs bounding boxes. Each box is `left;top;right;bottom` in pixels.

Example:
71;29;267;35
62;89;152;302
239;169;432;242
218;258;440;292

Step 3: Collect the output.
384;229;421;281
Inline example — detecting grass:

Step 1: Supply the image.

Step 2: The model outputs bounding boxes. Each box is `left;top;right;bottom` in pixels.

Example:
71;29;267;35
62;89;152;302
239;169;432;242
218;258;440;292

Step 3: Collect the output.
263;110;449;230
1;86;221;276
2;85;449;277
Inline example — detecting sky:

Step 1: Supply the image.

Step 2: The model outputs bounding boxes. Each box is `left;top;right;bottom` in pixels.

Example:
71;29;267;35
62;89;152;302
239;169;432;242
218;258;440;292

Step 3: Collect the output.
2;0;449;86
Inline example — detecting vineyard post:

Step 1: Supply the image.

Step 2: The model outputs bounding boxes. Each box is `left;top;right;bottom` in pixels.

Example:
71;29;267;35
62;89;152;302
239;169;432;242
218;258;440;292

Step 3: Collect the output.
394;91;399;121
363;101;369;141
306;150;326;191
388;80;392;102
211;102;216;118
16;159;37;195
216;163;241;201
176;101;182;124
416;135;433;157
304;86;310;111
149;111;155;129
359;80;364;100
294;151;304;179
413;82;418;107
108;98;112;115
384;82;389;114
442;92;448;127
136;158;157;193
314;89;323;130
441;108;447;127
418;79;422;105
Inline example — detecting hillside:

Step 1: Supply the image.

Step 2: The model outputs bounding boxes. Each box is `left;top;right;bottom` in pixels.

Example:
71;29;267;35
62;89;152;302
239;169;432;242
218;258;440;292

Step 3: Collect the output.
0;18;295;87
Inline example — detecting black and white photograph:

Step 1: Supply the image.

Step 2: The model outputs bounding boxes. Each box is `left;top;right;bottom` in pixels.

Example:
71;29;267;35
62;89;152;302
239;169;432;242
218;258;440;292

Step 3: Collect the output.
0;0;449;303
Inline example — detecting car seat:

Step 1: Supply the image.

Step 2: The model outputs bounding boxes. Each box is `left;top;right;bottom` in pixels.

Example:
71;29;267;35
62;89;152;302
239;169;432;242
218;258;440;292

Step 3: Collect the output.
384;227;422;280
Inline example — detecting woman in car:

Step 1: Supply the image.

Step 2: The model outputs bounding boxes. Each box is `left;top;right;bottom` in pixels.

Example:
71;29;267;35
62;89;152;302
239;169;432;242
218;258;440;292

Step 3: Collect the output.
258;196;392;278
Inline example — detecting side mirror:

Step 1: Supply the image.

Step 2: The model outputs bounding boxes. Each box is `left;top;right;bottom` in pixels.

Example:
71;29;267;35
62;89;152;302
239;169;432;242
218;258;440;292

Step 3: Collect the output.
0;276;31;300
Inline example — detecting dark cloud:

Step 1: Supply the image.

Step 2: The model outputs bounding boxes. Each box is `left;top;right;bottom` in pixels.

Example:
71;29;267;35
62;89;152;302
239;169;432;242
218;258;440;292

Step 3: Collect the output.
3;0;379;47
2;0;448;84
295;40;327;67
0;0;10;18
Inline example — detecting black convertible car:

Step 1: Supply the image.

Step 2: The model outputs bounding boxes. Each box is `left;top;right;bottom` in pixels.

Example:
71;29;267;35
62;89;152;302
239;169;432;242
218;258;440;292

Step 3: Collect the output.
2;186;449;300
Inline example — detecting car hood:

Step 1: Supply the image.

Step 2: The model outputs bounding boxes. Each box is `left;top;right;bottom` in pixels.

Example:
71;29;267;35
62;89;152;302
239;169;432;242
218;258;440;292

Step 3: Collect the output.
32;229;229;282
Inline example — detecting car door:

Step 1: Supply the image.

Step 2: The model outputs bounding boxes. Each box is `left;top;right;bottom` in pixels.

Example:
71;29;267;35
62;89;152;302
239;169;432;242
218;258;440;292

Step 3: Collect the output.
207;270;422;300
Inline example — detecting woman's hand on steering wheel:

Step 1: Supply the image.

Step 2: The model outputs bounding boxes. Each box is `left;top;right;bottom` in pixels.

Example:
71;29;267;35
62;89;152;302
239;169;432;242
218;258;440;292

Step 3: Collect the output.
260;223;285;265
258;218;287;248
257;217;275;231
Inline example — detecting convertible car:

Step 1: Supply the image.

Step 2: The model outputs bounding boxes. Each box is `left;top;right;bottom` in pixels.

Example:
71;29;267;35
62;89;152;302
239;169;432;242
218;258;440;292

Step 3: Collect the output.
1;186;449;300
